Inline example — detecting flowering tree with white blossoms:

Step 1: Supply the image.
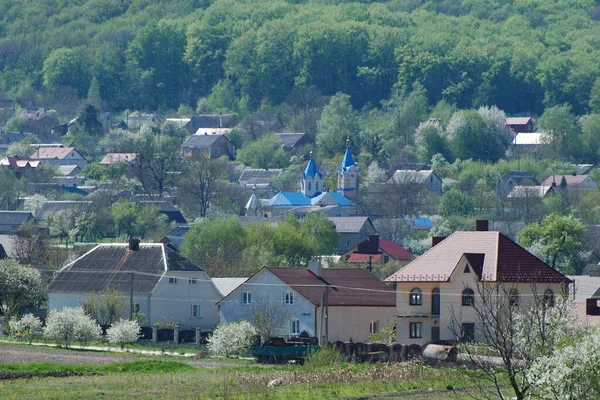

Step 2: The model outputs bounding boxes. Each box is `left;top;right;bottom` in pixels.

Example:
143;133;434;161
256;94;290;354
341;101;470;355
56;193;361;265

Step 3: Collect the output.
44;307;101;348
528;331;600;400
106;319;141;349
9;314;43;343
449;282;581;400
207;320;256;357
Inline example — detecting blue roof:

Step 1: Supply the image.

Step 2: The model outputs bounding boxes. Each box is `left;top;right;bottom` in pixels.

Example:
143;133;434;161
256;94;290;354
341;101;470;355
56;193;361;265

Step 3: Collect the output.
303;158;323;179
328;192;356;206
397;217;433;228
338;145;358;173
268;192;312;206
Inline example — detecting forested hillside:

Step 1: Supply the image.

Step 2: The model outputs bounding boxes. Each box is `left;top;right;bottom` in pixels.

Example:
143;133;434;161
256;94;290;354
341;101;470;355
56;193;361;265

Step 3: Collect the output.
2;0;600;116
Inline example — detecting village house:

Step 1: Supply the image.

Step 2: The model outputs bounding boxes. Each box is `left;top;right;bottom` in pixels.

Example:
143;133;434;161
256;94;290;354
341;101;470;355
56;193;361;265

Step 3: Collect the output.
541;174;597;193
389;170;442;195
136;201;187;225
342;235;414;268
166;114;238;135
31;146;88;169
35;200;93;222
0;211;33;234
506;117;534;133
218;264;396;343
275;133;310;152
0;156;41;178
507;185;554;199
328;216;376;254
181;133;235;159
238;168;282;186
495;170;538;197
57;165;82;177
47;241;222;329
114;113;162;131
99;153;137;166
386;220;571;346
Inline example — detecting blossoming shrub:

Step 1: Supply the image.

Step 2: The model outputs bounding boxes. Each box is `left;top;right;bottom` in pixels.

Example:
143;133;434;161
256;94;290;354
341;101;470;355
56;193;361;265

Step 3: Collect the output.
529;331;600;400
43;307;101;348
106;319;141;349
9;314;43;343
207;320;256;357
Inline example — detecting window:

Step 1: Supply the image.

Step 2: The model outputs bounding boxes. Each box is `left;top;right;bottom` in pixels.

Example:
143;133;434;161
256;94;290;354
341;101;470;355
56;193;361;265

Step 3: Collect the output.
462;288;475;307
214;147;220;155
190;304;201;318
185;148;191;154
409;322;422;338
369;320;379;334
284;292;294;305
189;278;197;284
308;182;312;191
410;288;422;306
169;277;177;284
291;320;300;335
432;288;440;316
509;289;520;307
133;303;140;314
384;256;390;263
544;289;555;307
343;239;350;247
462;323;475;341
242;292;251;304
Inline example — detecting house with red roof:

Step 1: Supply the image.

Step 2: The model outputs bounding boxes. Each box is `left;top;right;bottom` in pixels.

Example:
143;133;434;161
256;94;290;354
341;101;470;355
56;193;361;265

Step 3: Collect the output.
218;264;396;343
506;117;534;133
342;235;414;269
386;220;571;346
541;174;596;192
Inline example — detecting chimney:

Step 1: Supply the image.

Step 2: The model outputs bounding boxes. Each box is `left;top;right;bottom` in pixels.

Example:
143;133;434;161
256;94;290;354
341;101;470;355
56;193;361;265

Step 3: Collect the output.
369;234;380;252
552;175;556;187
307;259;322;277
219;113;223;128
204;132;207;135
476;220;489;232
432;236;447;247
128;238;140;251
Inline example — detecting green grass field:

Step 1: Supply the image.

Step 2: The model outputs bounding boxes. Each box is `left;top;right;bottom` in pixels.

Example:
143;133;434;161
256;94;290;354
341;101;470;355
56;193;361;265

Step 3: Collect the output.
0;359;492;399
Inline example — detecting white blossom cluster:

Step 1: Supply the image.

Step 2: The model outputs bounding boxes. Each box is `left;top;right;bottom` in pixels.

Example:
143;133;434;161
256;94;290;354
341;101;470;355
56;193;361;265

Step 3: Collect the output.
529;331;600;400
9;314;43;343
43;307;101;348
106;319;141;349
207;320;256;357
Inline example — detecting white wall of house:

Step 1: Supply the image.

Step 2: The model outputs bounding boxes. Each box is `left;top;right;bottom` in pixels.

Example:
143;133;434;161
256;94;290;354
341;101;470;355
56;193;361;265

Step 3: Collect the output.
219;270;317;337
48;293;150;322
149;270;221;330
395;256;566;345
317;306;396;343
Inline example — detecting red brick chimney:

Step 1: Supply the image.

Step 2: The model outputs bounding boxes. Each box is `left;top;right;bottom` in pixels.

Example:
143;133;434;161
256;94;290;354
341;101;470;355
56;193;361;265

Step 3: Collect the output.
432;236;447;247
476;220;489;232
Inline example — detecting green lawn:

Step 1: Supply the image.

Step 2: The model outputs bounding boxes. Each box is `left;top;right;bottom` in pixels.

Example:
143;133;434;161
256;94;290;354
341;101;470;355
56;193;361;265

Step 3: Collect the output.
0;360;489;399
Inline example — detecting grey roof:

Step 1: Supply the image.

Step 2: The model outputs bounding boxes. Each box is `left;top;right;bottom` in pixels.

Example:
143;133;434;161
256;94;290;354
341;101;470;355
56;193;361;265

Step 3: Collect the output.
390;170;437;184
328;216;372;233
0;211;33;226
276;133;307;149
52;176;85;186
181;134;228;148
212;277;247;297
190;114;238;129
48;243;204;295
35;201;93;220
161;226;192;250
239;168;282;184
57;165;81;176
568;275;600;300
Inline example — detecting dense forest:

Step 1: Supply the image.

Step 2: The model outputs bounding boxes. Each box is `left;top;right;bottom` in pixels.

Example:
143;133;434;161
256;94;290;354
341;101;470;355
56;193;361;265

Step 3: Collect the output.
2;0;600;117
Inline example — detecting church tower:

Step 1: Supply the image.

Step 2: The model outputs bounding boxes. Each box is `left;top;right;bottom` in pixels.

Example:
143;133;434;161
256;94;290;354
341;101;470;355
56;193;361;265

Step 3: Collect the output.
337;142;360;200
301;152;323;197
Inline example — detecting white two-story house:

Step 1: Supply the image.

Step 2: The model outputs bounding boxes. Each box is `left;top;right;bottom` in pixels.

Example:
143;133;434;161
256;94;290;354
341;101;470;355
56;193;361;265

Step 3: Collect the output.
218;265;396;343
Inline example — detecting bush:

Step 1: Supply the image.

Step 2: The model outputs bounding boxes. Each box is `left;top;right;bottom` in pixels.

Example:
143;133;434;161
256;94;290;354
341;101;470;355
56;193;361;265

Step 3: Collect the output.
9;314;43;343
106;319;141;349
44;307;101;348
305;346;345;369
207;320;256;357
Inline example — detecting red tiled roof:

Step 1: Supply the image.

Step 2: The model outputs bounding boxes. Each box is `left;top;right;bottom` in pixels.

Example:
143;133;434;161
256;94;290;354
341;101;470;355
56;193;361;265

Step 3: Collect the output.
541;175;593;188
386;231;570;284
346;253;382;263
379;240;413;260
268;267;395;307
